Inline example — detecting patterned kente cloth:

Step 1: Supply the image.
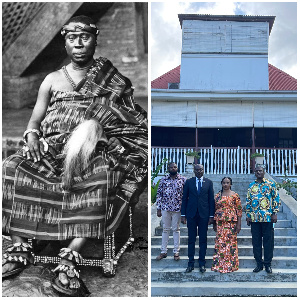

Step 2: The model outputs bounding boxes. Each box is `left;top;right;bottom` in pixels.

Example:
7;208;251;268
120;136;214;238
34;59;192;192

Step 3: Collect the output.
211;192;242;273
2;57;147;240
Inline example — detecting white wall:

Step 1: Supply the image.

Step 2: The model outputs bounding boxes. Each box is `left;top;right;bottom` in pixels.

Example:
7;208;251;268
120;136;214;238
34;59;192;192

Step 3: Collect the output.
182;20;269;54
151;100;296;128
180;19;270;91
180;54;269;90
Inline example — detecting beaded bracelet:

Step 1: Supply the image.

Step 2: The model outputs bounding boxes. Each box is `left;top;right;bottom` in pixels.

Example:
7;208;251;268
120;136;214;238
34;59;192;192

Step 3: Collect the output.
23;129;42;143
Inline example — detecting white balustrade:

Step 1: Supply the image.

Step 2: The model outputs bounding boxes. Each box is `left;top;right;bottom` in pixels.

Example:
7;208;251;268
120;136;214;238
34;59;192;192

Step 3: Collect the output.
151;146;297;176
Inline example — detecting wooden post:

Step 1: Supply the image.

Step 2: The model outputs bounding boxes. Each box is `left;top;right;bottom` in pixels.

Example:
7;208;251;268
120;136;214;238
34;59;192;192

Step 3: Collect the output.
251;126;256;172
194;127;198;164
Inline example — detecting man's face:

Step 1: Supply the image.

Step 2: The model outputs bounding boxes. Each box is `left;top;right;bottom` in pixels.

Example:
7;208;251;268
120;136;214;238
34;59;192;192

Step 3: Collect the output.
65;23;96;65
168;163;178;176
194;164;204;178
255;167;265;180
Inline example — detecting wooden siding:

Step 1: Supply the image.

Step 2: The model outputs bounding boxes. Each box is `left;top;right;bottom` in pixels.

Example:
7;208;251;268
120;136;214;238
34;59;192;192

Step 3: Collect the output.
151;100;296;128
182;20;269;54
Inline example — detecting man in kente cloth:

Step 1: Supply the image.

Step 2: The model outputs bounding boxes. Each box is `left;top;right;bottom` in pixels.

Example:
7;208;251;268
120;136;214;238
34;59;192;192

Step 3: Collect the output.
2;15;148;296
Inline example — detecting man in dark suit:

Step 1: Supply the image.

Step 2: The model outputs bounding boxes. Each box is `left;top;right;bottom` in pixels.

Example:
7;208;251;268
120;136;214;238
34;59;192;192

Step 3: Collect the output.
181;164;215;273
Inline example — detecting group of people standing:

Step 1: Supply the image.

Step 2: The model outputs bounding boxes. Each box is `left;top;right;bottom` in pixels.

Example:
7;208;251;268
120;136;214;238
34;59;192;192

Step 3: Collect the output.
156;162;281;274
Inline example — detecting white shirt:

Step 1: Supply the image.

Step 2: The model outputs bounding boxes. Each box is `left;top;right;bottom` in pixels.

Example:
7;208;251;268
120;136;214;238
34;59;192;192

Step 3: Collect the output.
196;176;203;189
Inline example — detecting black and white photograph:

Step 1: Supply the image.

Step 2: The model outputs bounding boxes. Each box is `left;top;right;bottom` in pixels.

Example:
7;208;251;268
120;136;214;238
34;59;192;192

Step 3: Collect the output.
2;2;148;297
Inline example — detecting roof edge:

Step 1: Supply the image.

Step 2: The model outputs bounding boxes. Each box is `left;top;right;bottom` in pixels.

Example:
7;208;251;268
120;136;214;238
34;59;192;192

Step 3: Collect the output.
178;14;275;34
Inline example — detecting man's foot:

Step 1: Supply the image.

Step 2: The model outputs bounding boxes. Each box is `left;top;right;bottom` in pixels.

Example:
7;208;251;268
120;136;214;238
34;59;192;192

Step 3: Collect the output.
253;265;263;273
174;253;180;261
199;266;206;273
51;248;90;297
156;253;167;260
265;266;272;273
58;259;80;287
2;242;34;279
185;266;194;273
2;262;21;277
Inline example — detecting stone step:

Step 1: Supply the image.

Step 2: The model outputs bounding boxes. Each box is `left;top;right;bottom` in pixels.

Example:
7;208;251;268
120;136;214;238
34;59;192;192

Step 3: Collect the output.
155;226;296;236
155;218;291;230
151;267;297;282
151;235;297;246
151;281;297;297
151;245;297;257
151;256;297;269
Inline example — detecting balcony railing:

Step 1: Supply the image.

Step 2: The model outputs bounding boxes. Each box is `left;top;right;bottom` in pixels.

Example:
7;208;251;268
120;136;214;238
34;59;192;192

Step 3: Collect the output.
151;146;297;176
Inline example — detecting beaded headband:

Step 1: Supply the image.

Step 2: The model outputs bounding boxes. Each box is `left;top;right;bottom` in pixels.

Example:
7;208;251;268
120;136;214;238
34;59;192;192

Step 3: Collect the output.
61;22;99;37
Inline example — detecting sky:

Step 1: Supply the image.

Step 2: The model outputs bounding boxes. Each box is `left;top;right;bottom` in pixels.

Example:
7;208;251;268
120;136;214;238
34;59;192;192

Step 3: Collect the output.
151;2;297;80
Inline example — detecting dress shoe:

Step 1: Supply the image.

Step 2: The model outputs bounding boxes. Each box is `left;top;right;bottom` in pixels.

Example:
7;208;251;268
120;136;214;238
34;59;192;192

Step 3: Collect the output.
185;266;194;273
253;265;263;273
156;253;167;260
199;266;206;273
265;266;272;273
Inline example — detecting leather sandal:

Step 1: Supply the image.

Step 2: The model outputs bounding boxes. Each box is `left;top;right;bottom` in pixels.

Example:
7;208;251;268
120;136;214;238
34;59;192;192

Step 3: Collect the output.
2;242;34;279
51;248;90;297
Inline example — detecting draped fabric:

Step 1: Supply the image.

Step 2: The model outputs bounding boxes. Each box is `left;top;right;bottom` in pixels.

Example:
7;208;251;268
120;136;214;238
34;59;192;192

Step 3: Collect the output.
2;57;148;240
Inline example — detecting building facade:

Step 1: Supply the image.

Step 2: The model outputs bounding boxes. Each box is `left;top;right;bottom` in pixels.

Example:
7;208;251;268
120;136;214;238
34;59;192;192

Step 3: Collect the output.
151;14;297;176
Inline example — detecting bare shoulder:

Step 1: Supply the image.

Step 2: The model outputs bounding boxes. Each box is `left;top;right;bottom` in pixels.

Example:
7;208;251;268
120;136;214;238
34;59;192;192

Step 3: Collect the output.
43;70;64;86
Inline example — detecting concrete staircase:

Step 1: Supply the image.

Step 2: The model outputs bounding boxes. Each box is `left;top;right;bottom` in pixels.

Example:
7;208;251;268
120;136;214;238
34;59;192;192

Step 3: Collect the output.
151;174;297;297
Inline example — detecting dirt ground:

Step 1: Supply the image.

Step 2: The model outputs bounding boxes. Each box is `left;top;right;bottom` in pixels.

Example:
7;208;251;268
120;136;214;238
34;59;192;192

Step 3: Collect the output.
2;189;148;297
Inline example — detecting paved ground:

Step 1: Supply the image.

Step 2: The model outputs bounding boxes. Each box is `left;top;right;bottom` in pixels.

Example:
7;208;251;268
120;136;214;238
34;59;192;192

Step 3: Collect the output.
2;189;148;297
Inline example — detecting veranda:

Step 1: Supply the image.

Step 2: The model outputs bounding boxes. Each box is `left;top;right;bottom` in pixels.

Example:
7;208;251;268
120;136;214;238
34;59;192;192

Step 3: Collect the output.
151;146;297;177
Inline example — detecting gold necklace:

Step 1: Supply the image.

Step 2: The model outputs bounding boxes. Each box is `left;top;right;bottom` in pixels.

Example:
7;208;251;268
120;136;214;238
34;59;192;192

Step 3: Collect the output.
71;60;94;70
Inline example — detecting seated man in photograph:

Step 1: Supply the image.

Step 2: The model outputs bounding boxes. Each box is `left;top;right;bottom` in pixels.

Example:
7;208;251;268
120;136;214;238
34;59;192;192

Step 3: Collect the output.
2;15;148;297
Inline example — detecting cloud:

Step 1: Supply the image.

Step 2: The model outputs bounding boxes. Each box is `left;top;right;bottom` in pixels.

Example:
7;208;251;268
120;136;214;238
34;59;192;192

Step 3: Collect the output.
151;2;297;80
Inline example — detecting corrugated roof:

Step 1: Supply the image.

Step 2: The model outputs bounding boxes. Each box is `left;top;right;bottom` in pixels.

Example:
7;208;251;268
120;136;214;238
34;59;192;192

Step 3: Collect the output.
178;14;275;34
151;64;297;91
268;64;297;91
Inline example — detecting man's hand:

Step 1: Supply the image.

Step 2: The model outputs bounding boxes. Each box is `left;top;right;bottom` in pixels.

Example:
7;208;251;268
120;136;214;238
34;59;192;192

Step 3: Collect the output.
107;137;124;155
246;217;251;226
271;214;278;223
157;209;162;218
235;223;241;234
181;216;186;224
208;217;214;225
23;133;46;162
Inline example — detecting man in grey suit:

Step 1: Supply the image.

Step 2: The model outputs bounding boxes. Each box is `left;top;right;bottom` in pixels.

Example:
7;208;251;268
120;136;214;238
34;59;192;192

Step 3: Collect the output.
181;164;215;273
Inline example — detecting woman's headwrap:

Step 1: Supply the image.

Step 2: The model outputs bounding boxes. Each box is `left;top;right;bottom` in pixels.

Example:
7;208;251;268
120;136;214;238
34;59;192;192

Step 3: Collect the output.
61;22;99;38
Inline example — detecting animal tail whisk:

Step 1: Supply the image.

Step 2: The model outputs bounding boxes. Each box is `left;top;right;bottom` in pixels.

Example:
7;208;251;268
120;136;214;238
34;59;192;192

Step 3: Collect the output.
63;119;108;190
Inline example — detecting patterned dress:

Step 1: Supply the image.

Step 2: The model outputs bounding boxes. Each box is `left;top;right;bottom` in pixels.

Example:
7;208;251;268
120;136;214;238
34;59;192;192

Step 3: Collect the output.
2;57;147;240
211;192;243;273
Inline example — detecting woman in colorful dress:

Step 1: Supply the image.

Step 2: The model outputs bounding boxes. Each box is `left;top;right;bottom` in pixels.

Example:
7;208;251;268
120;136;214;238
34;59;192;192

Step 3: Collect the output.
211;177;242;273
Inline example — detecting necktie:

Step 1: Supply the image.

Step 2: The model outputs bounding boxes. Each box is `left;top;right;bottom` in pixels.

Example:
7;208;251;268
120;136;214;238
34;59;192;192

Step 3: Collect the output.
197;179;201;195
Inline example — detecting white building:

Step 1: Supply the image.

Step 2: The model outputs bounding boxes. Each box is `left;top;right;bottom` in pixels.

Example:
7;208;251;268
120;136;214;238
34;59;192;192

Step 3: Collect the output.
151;14;297;176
